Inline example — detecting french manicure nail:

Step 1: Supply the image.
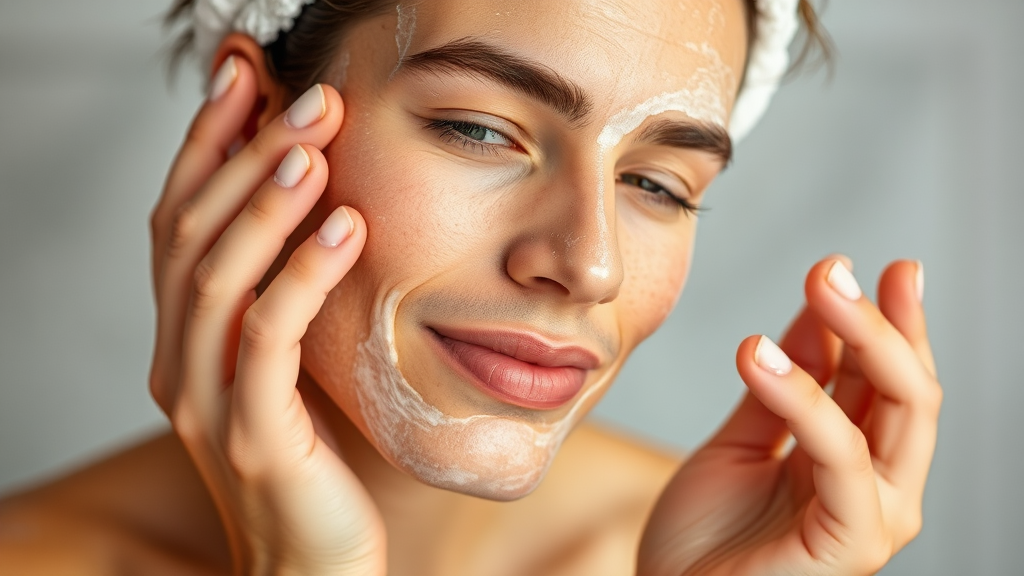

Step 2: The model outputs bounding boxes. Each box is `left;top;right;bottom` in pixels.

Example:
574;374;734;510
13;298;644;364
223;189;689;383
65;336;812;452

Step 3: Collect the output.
285;84;326;129
318;206;355;248
825;253;853;272
915;260;925;303
827;260;862;300
754;336;792;376
208;56;238;102
274;145;310;188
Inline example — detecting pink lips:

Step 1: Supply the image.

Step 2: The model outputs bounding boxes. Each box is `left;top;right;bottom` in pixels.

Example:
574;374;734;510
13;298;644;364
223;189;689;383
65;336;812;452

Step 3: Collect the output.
429;326;601;410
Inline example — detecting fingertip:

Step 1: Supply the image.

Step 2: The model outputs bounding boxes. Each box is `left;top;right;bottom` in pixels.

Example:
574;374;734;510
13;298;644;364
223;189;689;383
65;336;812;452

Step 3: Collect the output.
315;205;367;252
804;257;838;301
806;256;865;306
297;143;329;178
824;252;854;272
735;334;763;370
753;335;793;376
318;82;346;126
878;259;920;302
877;259;928;342
341;205;367;235
915;260;925;303
735;335;805;420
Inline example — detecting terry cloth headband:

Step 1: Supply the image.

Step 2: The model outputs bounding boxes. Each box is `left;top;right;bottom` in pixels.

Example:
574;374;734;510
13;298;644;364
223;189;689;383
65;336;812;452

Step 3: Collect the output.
192;0;799;143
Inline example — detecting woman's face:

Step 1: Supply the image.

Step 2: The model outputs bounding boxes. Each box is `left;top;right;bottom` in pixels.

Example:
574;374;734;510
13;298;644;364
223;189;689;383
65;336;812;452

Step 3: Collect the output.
300;0;747;499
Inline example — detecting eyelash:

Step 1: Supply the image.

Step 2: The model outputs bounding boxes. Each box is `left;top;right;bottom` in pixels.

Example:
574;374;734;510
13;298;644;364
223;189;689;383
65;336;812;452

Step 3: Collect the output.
425;119;704;216
618;173;703;216
425;119;516;157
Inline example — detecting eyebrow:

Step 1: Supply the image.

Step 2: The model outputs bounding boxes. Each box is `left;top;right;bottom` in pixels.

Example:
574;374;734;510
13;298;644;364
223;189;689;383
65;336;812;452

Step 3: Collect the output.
401;38;733;163
401;38;594;124
636;119;734;165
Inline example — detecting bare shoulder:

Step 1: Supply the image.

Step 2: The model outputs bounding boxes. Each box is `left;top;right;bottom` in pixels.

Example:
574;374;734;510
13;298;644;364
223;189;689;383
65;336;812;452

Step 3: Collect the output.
0;432;229;575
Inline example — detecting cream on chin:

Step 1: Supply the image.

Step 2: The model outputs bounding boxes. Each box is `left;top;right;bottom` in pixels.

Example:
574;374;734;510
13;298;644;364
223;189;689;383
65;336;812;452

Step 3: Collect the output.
352;290;613;500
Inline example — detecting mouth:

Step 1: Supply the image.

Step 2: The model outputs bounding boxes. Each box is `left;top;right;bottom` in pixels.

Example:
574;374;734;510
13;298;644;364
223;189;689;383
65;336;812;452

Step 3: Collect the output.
426;326;601;410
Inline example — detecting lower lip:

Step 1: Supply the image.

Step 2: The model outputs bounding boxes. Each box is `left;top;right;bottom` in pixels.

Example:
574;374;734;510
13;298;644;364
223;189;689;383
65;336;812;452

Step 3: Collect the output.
429;331;588;410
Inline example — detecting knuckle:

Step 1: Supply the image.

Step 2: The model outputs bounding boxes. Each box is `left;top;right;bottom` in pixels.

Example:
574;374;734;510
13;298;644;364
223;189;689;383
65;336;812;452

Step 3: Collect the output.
242;193;275;227
800;380;829;413
842;425;873;474
240;306;277;353
920;378;944;414
901;509;924;542
245;128;277;161
285;252;319;290
170;403;204;445
191;259;223;311
223;427;260;480
858;538;893;574
168;202;200;259
148;371;172;415
149;206;164;243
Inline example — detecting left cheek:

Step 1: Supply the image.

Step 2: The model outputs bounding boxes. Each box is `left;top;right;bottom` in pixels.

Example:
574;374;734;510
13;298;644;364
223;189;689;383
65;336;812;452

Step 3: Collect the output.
322;144;497;287
617;222;694;343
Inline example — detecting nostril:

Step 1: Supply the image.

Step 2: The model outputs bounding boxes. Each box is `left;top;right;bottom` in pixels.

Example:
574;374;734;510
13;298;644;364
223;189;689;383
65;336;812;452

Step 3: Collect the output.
531;276;570;294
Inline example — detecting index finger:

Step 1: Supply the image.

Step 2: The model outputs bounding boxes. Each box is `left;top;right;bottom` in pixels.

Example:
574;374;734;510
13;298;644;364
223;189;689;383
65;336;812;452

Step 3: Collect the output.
737;335;883;537
151;55;258;284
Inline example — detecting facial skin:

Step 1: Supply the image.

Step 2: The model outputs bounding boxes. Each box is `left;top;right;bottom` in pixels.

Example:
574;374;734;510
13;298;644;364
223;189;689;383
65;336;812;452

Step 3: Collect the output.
295;0;748;500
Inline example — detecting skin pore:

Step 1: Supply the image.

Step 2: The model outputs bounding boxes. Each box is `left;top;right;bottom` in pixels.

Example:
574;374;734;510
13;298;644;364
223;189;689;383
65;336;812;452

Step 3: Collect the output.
293;0;747;501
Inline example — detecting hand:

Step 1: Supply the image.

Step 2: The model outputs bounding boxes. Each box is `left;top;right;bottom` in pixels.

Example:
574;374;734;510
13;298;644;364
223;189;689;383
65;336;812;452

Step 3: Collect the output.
638;257;941;575
148;56;385;575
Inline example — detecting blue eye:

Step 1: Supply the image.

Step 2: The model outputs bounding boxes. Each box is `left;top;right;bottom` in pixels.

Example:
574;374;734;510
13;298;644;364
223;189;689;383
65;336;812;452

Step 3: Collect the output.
451;122;511;145
427;119;515;154
619;173;701;216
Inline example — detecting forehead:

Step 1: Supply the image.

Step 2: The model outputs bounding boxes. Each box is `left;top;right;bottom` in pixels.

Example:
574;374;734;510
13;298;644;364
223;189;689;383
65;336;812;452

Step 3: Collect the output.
399;0;749;121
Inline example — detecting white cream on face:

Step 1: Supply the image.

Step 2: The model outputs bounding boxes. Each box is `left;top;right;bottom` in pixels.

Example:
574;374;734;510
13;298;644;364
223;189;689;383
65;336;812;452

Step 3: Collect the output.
589;42;733;278
352;291;613;500
330;50;352;90
391;3;418;78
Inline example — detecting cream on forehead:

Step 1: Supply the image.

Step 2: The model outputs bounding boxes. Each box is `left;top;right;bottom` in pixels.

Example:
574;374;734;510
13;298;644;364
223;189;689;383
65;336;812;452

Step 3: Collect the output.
391;3;418;77
352;290;612;499
598;42;732;151
583;42;731;282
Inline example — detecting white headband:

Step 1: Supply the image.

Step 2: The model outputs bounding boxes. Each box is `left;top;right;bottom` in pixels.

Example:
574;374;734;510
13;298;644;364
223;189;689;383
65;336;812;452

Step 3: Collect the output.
192;0;798;143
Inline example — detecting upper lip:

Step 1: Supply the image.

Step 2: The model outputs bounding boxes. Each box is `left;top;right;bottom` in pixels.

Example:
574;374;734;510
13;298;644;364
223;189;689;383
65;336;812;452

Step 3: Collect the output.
429;326;602;370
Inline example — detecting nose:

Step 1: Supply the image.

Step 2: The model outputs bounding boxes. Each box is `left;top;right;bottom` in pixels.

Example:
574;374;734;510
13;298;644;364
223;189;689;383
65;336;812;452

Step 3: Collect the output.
505;171;624;305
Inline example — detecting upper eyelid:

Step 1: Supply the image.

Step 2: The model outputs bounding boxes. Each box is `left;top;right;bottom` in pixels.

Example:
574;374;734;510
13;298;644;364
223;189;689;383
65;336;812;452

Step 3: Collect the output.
427;119;519;159
619;167;694;198
426;109;527;142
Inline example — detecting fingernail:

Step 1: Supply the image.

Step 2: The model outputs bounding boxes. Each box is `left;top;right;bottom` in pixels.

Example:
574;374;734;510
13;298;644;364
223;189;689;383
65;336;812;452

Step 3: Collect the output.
915;260;925;303
825;253;853;271
208;56;238;102
317;206;355;248
274;145;310;188
827;260;862;300
754;336;792;376
285;84;326;129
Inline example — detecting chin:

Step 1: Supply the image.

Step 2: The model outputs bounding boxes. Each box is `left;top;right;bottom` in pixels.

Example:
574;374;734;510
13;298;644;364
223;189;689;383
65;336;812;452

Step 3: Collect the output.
377;415;556;501
350;290;607;501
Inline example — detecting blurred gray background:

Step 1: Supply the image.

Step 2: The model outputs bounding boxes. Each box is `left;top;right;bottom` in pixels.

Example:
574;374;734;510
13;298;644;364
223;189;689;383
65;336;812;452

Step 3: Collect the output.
1;0;1021;573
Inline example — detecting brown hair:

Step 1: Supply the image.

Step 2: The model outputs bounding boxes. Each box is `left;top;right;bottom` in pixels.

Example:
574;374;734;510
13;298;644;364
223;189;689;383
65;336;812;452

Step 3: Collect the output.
167;0;833;100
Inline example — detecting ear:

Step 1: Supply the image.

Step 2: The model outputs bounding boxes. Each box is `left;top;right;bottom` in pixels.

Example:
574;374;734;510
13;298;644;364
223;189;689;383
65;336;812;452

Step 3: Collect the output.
208;33;291;136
